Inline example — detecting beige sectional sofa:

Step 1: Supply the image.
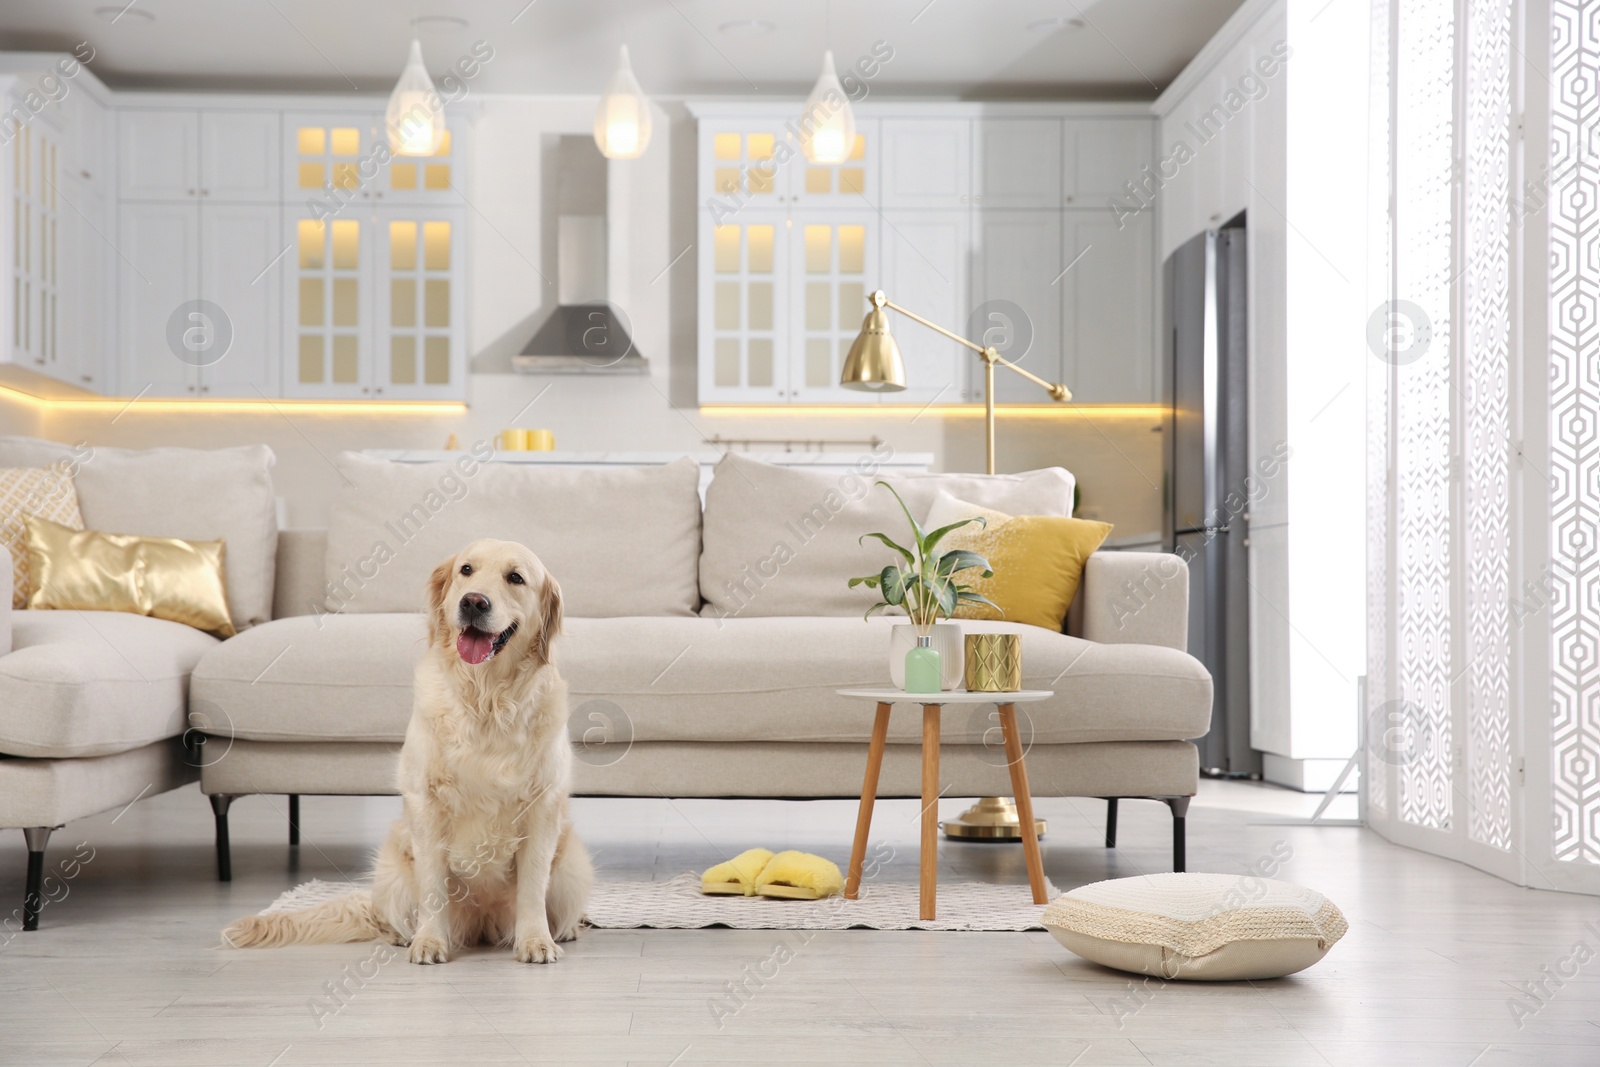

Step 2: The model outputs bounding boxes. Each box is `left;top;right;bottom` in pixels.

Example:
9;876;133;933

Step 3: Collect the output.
0;439;1210;927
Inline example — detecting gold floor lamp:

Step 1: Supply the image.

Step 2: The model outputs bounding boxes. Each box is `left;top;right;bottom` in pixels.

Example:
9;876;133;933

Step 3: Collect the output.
840;289;1072;841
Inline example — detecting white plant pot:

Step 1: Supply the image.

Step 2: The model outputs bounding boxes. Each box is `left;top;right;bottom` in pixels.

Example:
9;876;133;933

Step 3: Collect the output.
889;623;964;691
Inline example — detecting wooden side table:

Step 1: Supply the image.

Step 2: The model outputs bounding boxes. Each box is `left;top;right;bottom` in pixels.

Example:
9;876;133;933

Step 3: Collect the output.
837;687;1054;921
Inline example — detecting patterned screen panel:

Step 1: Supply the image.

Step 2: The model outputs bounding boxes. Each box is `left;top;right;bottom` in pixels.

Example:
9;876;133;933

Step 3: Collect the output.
1464;0;1514;852
1549;0;1600;866
1394;0;1455;832
1366;0;1393;819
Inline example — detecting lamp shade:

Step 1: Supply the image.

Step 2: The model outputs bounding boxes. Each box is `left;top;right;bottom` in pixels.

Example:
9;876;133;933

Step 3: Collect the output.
386;39;446;156
800;50;856;164
594;45;652;159
840;304;906;391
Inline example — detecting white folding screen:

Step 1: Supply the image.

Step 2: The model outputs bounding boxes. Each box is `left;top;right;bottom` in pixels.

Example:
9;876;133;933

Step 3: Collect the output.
1369;0;1600;894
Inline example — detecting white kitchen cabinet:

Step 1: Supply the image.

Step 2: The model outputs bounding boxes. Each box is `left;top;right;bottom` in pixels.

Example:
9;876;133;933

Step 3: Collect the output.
7;116;61;377
697;208;789;404
198;203;281;395
788;209;877;402
283;202;466;400
972;210;1064;403
881;118;970;208
1063;119;1152;205
200;111;280;201
119;110;198;201
118;200;281;397
57;173;111;392
973;119;1061;209
284;111;464;209
371;205;466;398
1062;207;1154;403
118;201;199;395
121;108;281;203
878;210;969;404
789;120;878;208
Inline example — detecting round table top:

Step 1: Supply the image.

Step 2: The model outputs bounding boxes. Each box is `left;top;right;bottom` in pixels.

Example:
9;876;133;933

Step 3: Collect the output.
836;687;1054;704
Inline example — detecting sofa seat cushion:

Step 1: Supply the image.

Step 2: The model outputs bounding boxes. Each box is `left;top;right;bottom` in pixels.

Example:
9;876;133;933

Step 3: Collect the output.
189;613;425;743
191;615;1210;747
0;610;220;758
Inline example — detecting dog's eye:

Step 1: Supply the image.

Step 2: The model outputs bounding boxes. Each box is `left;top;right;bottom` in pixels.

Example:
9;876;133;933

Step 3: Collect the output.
507;572;525;585
459;564;473;576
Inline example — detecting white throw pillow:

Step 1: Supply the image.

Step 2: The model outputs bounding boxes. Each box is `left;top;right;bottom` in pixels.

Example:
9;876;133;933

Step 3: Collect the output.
322;452;703;618
0;437;278;630
1043;873;1348;981
698;452;1075;619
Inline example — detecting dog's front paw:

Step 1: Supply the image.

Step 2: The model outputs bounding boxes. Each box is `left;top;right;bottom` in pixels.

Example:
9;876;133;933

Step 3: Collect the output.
408;934;449;965
514;934;563;964
553;920;582;944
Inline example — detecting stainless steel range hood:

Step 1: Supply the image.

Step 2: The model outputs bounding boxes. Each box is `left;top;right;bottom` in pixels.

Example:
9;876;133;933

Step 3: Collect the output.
513;136;647;375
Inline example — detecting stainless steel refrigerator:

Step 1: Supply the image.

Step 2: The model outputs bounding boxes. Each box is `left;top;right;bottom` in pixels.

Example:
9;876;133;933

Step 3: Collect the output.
1163;224;1258;778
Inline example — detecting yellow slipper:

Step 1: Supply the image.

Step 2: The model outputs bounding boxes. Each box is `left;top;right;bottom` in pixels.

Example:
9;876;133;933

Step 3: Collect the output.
701;848;774;895
753;850;844;901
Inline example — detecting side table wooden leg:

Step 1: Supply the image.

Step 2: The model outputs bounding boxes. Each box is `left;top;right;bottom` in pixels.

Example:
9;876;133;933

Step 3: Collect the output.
846;702;892;900
997;703;1048;905
921;703;941;921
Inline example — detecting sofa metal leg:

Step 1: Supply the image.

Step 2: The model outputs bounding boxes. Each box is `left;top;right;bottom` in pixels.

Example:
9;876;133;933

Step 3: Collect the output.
1167;796;1191;872
1103;798;1119;848
210;794;236;882
288;794;300;847
22;826;53;932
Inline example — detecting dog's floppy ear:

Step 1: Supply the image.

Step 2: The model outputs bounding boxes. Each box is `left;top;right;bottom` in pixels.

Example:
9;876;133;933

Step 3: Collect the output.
426;556;455;648
535;573;564;662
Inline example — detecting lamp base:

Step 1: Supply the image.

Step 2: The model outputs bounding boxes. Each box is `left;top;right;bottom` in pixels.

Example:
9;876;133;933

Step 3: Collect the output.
940;796;1046;840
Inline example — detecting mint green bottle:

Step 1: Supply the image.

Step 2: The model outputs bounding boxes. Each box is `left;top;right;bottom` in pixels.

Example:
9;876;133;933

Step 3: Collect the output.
904;635;942;694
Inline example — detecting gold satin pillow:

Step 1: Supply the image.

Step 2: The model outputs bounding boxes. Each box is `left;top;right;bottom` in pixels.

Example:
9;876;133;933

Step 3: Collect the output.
25;516;236;636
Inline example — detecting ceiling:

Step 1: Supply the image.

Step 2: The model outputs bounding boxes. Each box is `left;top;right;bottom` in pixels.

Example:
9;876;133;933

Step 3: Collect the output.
0;0;1245;99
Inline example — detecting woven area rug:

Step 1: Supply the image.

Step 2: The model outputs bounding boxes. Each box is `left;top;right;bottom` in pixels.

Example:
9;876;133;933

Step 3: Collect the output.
263;874;1051;932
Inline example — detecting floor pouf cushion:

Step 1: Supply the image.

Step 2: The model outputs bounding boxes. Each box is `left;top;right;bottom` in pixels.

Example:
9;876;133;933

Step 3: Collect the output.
1043;872;1348;981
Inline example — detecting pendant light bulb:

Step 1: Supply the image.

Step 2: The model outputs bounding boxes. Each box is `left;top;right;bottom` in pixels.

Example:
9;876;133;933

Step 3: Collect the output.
595;44;652;159
387;39;446;156
801;49;856;164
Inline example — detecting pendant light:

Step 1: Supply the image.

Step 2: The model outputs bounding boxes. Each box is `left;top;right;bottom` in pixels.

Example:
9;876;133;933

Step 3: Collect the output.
801;48;856;164
594;44;652;159
387;39;446;156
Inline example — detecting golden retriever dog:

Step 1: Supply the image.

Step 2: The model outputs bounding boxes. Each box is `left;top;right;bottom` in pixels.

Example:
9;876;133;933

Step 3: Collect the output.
223;538;592;964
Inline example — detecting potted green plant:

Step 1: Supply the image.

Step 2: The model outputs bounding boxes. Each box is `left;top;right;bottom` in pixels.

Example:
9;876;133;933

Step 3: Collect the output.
848;482;998;692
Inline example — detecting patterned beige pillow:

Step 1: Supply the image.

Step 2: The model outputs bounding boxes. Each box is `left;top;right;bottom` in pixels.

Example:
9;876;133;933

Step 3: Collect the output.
0;466;84;608
1043;873;1348;981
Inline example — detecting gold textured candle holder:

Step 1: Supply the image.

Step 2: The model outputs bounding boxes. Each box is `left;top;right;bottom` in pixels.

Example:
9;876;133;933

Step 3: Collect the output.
964;633;1021;692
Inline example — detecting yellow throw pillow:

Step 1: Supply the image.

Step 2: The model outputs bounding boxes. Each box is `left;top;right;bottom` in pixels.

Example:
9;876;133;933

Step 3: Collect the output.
26;516;236;636
0;466;85;608
925;490;1111;631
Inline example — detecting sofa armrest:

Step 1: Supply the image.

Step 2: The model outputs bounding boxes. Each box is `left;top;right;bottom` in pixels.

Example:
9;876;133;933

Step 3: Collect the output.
272;529;329;619
0;550;11;656
1076;551;1189;651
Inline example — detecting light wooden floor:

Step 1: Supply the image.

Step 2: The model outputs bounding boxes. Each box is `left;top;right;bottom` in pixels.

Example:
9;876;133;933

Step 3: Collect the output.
1;781;1596;1066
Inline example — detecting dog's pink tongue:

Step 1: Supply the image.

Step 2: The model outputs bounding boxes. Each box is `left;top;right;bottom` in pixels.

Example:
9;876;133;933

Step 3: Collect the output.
457;628;494;664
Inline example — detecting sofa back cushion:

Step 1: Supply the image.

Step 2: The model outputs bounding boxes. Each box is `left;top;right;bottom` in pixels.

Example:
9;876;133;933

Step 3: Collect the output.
323;452;702;617
699;451;1076;619
0;437;278;629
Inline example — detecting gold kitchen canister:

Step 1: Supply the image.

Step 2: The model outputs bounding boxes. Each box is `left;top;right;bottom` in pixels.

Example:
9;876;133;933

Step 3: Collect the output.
964;633;1022;692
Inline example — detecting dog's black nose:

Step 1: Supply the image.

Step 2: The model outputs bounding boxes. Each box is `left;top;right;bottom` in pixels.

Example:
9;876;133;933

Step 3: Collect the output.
460;592;491;616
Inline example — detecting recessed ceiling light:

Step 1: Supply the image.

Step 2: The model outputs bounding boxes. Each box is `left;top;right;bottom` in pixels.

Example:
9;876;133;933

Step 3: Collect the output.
94;5;155;23
718;19;777;36
1025;17;1086;33
411;15;470;31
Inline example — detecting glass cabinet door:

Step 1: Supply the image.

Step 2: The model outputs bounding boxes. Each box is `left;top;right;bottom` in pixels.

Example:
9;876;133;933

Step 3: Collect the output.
789;211;878;402
383;123;464;204
373;207;465;398
697;209;788;403
284;211;370;397
700;121;789;206
284;113;381;208
786;119;877;207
